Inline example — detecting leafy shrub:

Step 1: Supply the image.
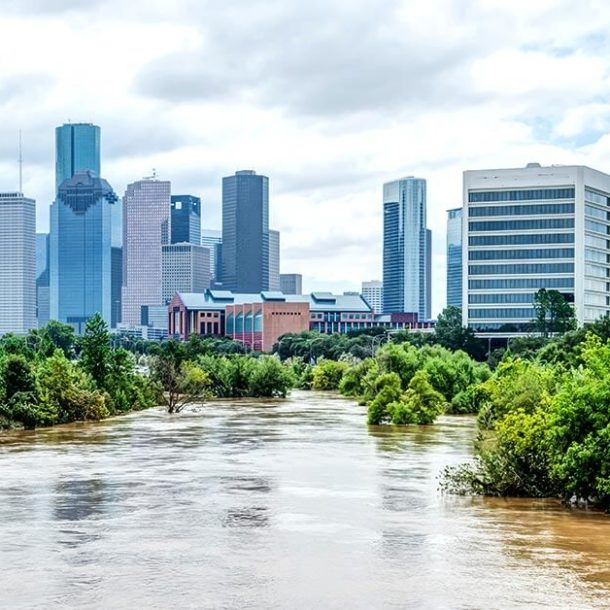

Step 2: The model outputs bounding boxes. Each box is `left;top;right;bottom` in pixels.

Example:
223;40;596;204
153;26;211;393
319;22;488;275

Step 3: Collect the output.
311;359;349;391
248;356;295;398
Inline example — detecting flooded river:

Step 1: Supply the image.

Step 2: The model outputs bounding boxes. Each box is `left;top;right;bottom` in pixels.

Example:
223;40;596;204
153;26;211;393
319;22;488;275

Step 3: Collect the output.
0;391;609;609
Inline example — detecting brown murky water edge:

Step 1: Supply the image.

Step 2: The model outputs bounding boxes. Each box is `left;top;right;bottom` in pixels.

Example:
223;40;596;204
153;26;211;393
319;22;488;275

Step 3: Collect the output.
0;391;609;609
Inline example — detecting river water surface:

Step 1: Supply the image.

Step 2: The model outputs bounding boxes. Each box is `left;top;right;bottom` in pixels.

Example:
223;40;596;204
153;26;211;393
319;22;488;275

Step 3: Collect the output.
1;391;609;609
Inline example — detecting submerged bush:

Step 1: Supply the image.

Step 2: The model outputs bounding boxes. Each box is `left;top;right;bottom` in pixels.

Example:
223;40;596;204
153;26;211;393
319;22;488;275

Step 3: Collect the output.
443;334;610;508
311;359;349;391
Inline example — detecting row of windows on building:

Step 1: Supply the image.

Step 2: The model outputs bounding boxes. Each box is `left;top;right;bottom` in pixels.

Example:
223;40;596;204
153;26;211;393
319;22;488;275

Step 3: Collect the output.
469;203;574;217
586;220;610;235
469;248;574;261
585;204;610;220
468;188;575;202
470;218;574;232
468;277;574;289
469;233;574;246
468;293;560;304
469;263;574;275
469;308;536;319
585;190;610;206
226;312;263;333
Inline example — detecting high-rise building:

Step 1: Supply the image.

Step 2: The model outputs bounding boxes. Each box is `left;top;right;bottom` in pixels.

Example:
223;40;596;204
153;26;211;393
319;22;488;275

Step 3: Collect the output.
425;229;432;319
55;123;101;192
50;171;119;333
162;243;210;304
121;177;171;326
111;198;123;328
280;273;303;295
36;233;50;327
464;163;610;334
362;280;383;314
171;195;201;245
446;208;463;309
0;192;36;335
382;176;431;318
269;229;280;291
201;229;222;284
222;170;269;293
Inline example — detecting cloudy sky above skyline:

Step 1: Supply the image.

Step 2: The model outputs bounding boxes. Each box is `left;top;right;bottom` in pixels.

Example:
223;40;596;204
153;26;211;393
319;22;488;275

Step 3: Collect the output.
2;0;610;313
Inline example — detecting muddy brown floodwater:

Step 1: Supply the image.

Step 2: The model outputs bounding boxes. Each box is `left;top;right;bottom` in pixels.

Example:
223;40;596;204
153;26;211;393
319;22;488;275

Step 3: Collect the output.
1;391;609;609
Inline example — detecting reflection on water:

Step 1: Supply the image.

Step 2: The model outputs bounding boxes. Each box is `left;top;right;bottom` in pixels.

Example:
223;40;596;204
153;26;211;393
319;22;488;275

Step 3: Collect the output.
0;391;608;609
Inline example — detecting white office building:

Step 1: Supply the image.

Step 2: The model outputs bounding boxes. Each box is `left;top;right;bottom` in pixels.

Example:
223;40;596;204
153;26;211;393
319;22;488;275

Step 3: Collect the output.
362;280;383;314
463;163;610;334
0;192;36;334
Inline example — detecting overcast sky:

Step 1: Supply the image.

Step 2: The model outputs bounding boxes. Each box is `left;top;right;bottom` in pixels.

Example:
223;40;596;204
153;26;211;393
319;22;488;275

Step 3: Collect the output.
2;0;610;313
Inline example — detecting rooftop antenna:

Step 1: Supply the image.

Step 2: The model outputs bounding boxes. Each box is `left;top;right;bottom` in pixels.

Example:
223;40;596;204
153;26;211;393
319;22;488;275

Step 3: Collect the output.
18;129;22;194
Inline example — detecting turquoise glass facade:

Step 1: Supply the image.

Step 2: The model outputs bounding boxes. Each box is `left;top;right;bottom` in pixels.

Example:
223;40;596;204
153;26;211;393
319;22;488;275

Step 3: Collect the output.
55;123;101;191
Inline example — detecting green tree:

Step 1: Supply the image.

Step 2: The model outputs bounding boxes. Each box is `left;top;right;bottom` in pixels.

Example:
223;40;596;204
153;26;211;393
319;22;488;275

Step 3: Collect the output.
533;288;577;337
152;343;211;413
37;350;109;423
80;314;111;389
434;306;486;360
41;320;76;358
311;359;349;390
367;372;402;425
3;354;37;401
547;335;610;507
387;370;445;425
248;356;295;397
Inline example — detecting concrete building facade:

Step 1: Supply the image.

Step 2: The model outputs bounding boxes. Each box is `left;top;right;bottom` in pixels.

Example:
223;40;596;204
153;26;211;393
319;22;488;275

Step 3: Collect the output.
122;178;171;326
280;273;303;295
362;280;383;314
0;193;36;335
162;243;210;304
464;163;610;335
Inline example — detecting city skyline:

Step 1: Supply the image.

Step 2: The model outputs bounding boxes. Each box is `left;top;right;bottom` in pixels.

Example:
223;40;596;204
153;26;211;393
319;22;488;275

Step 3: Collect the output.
5;2;610;314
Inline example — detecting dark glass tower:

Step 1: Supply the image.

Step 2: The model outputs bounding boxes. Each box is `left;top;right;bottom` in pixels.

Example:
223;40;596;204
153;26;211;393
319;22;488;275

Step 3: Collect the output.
221;170;269;293
170;195;201;245
55;123;101;192
50;171;120;332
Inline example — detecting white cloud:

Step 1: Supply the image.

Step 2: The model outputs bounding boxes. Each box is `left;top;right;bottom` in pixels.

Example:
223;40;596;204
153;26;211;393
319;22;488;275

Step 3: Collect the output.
0;0;609;315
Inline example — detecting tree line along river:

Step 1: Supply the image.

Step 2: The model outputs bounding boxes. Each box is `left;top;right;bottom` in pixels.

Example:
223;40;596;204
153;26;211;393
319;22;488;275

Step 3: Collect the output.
1;391;609;609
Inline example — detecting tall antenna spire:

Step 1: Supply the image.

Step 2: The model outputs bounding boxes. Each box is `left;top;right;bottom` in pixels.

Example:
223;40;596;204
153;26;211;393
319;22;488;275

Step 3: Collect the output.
18;129;22;194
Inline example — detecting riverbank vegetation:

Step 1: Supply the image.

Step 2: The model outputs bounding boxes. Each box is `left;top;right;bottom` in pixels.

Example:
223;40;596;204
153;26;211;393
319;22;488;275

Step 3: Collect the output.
277;303;610;509
295;343;490;425
0;315;159;430
149;337;295;412
441;326;610;509
0;321;299;428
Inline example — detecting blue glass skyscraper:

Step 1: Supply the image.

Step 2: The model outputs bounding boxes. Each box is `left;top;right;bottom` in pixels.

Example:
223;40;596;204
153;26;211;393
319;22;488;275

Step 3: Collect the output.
222;170;269;293
446;208;463;308
50;171;120;332
382;177;431;318
170;195;201;245
55;123;101;191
